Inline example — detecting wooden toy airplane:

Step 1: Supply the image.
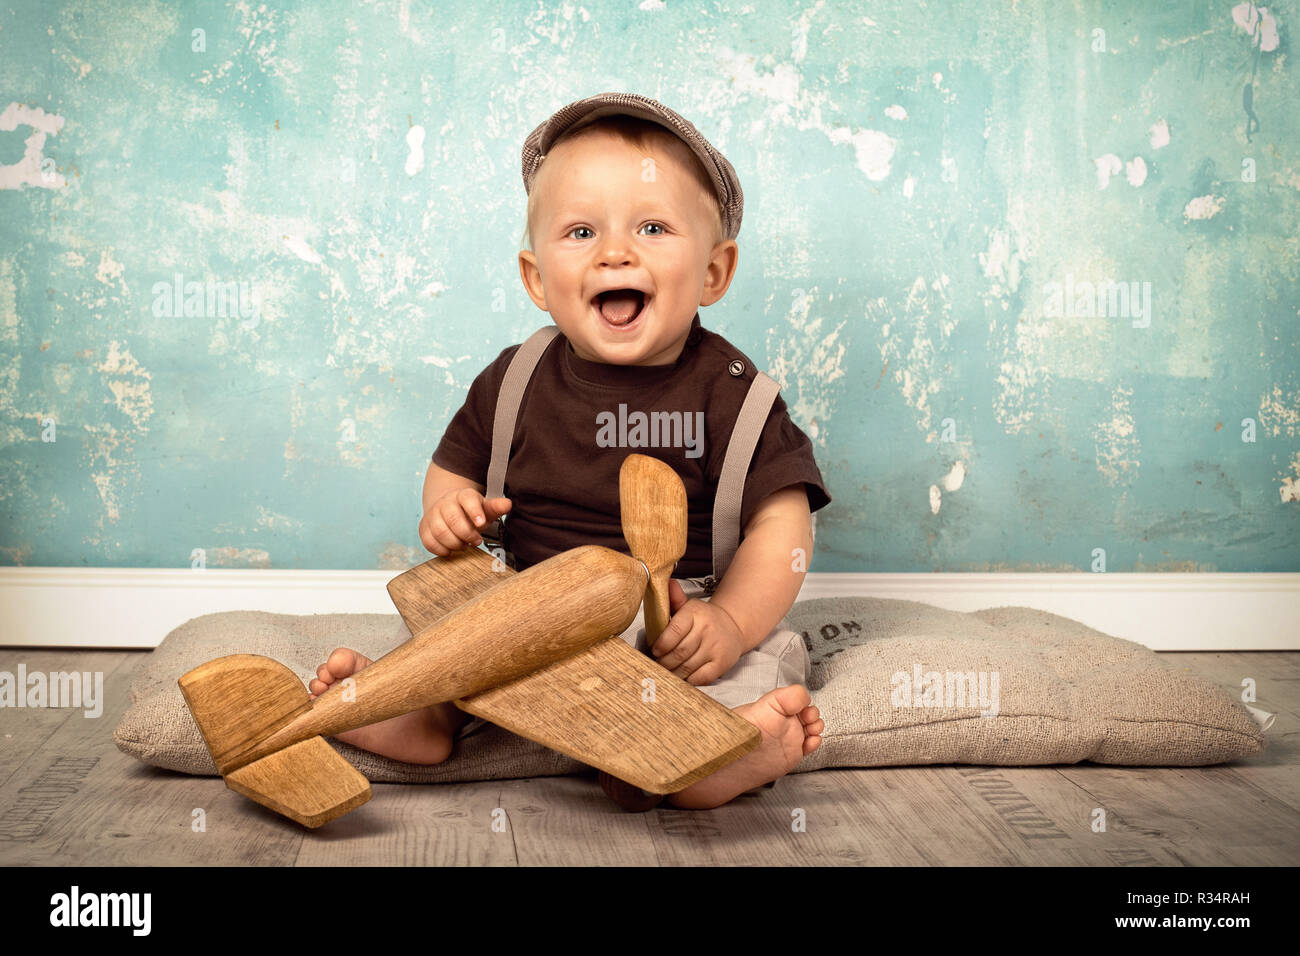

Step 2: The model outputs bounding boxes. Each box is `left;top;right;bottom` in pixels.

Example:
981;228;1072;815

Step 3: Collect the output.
178;453;760;827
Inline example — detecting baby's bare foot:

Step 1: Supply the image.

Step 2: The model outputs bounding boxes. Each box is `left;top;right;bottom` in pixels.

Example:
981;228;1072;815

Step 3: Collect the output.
307;647;461;765
666;684;823;810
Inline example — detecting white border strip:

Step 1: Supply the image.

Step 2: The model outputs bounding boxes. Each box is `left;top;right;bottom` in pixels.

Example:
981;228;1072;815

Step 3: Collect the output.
0;568;1295;650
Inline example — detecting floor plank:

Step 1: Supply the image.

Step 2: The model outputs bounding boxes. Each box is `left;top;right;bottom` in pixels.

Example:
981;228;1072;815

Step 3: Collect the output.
0;649;142;854
1155;651;1300;813
1;647;1296;865
642;767;1032;866
0;650;300;866
501;774;661;866
294;778;524;866
1164;651;1300;717
1054;764;1299;866
0;649;126;793
1216;707;1300;814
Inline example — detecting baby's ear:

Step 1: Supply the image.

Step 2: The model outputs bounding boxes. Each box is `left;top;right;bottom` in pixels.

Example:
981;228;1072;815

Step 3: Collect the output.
516;250;549;309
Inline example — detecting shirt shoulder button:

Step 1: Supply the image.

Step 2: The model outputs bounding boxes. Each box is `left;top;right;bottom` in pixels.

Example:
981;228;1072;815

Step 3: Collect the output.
727;359;745;376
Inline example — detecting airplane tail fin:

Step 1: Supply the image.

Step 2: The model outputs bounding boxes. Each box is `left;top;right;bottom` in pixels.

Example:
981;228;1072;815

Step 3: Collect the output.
225;738;371;828
179;654;371;828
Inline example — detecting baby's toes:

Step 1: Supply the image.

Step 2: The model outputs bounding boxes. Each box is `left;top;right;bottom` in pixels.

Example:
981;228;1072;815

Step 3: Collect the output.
769;683;812;718
323;647;361;680
323;646;375;681
307;647;375;699
798;705;824;752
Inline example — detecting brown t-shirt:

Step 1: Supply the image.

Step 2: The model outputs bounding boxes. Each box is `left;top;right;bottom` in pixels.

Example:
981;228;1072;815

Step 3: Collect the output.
431;312;832;576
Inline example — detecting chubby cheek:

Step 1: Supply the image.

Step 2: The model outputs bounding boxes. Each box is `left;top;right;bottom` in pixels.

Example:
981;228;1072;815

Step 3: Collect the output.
658;257;706;300
535;256;584;299
551;282;588;315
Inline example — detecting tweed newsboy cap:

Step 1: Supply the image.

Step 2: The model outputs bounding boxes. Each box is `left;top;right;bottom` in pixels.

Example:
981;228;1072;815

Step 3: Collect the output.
521;91;744;240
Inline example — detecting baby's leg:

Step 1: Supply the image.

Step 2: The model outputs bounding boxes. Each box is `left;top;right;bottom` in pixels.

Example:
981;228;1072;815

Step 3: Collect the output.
308;647;471;764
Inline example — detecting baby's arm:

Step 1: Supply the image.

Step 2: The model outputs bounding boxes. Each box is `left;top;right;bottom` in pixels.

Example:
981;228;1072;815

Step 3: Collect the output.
707;483;813;654
422;459;485;514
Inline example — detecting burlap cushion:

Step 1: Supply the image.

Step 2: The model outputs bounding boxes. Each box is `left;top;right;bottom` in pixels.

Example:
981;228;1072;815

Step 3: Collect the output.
113;599;1267;783
788;597;1266;769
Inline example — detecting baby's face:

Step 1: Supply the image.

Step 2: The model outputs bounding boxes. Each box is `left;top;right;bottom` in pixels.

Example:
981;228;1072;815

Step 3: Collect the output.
518;128;737;366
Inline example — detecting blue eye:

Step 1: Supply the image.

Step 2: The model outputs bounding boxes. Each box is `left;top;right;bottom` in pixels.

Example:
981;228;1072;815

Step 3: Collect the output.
567;223;664;239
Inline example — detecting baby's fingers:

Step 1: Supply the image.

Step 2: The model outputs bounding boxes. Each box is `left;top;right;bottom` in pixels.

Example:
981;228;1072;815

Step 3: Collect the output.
420;515;463;556
481;496;512;523
652;624;696;671
420;510;475;556
453;488;491;529
441;493;484;545
681;652;722;686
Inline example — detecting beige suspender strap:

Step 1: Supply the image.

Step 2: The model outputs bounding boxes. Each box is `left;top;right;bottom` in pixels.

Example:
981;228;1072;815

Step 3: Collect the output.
710;370;781;585
485;325;560;501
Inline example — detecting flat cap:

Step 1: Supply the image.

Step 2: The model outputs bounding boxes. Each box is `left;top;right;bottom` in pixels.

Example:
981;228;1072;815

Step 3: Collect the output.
521;91;743;241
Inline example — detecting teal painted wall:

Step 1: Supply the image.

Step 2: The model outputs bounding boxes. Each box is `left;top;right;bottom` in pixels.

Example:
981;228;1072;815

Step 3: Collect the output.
1;1;1296;572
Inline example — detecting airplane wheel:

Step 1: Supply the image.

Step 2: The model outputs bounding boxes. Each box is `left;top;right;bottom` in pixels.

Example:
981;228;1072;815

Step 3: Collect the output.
598;770;665;812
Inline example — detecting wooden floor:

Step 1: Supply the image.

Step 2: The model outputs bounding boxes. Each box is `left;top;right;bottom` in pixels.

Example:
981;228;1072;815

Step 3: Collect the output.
1;648;1296;866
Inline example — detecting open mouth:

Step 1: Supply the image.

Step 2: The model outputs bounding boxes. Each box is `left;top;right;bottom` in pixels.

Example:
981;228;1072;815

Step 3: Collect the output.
592;289;649;329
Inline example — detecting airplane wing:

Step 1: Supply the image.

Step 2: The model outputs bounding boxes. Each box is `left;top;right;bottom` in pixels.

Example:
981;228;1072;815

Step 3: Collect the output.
385;545;508;631
386;550;760;794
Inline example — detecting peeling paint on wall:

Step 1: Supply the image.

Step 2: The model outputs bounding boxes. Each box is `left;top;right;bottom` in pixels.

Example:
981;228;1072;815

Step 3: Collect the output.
404;124;426;176
1093;384;1140;487
1232;3;1280;51
1281;453;1300;503
1149;118;1170;149
0;1;1295;572
96;341;153;432
1259;385;1300;437
0;103;67;190
942;461;966;492
1184;194;1226;220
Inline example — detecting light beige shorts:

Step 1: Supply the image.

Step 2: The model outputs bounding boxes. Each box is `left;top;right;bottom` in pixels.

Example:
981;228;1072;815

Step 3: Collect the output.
456;576;810;740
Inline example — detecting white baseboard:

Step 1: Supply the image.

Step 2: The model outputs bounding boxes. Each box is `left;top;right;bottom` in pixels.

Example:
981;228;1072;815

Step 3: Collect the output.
0;567;1295;651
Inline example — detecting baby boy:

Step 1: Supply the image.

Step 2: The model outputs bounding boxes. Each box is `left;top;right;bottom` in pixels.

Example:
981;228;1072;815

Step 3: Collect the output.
310;93;831;809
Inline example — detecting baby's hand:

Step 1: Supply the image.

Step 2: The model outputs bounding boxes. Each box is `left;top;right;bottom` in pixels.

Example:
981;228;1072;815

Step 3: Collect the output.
649;580;746;686
418;489;512;557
